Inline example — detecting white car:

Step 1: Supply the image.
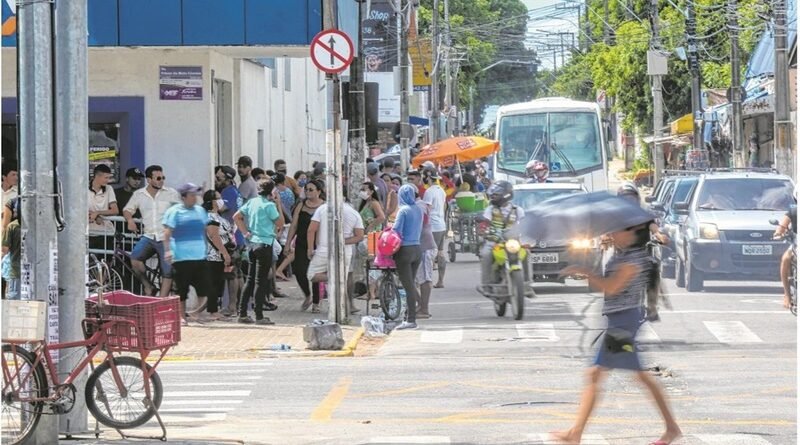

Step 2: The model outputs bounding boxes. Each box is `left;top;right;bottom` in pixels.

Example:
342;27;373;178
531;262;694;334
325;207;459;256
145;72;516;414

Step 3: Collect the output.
512;182;602;283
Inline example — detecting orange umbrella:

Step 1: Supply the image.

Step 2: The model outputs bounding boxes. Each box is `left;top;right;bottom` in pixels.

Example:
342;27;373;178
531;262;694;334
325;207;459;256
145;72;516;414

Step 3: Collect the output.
411;136;500;168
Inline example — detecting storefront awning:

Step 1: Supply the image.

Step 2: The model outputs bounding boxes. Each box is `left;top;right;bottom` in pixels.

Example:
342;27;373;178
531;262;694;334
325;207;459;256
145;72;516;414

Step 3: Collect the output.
670;113;693;135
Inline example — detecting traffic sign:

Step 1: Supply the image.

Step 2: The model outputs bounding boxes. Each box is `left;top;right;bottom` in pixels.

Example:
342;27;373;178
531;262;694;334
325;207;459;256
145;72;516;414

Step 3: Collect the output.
310;29;354;75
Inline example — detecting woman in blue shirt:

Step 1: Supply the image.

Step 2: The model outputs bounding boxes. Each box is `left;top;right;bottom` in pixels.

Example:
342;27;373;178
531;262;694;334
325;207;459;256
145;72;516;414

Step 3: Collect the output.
233;179;285;325
392;184;423;330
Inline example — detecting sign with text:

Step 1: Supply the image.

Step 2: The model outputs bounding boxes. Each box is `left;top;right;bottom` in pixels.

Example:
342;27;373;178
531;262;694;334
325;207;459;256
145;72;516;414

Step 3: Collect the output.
159;66;203;100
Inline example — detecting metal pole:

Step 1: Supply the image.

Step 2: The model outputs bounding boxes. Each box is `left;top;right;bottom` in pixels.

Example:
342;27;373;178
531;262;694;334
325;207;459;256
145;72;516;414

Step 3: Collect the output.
347;0;367;204
729;0;744;167
773;0;793;177
399;0;410;170
19;0;59;441
323;0;347;324
443;0;451;138
430;0;440;143
55;0;89;435
651;0;665;183
687;0;703;151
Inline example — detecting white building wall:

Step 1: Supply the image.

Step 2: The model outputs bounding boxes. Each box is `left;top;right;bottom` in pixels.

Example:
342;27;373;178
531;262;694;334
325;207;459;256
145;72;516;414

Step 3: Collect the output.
1;49;328;186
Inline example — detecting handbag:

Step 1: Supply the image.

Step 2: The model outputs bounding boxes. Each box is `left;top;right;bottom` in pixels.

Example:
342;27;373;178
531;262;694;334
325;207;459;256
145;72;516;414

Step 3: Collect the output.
604;328;635;353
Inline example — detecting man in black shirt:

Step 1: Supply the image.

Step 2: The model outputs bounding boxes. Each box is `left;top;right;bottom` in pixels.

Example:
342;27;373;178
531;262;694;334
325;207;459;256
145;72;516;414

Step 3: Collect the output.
115;167;144;217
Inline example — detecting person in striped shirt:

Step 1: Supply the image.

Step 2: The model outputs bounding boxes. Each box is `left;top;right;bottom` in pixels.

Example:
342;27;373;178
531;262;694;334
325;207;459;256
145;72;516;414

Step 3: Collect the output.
551;222;681;445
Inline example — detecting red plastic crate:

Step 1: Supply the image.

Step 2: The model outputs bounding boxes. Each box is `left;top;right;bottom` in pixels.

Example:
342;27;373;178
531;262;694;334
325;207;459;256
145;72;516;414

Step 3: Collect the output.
85;291;181;351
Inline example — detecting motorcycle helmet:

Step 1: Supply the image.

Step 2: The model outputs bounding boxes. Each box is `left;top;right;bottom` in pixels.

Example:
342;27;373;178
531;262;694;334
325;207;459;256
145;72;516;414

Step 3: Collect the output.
488;180;514;207
525;160;550;182
376;229;403;257
617;181;640;204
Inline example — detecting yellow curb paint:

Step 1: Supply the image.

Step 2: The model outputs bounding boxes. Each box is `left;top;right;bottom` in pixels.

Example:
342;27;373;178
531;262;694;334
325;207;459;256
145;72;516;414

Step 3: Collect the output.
349;382;453;399
328;327;365;357
310;376;352;422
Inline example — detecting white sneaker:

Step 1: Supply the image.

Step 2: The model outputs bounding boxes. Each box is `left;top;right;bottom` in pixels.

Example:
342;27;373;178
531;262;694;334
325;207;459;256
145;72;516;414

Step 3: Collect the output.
395;321;418;330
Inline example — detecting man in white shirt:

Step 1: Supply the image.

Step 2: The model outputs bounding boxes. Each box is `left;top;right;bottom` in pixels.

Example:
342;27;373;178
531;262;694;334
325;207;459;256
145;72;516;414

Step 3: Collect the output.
306;202;365;313
423;170;448;288
88;164;119;254
123;164;180;297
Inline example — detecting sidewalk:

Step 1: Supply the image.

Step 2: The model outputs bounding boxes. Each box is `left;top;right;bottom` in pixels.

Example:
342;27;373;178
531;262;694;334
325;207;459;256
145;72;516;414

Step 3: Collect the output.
171;279;362;360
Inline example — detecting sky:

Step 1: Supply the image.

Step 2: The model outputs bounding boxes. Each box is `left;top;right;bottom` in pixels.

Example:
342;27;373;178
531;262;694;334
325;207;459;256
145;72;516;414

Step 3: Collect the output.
521;0;581;70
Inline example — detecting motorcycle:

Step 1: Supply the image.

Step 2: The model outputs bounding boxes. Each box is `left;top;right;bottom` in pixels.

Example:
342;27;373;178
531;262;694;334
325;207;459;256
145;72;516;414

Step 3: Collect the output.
770;219;796;316
476;227;536;320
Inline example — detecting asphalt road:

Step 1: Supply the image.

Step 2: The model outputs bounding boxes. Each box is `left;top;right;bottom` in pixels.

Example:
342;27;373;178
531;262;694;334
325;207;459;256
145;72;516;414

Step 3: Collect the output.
74;256;797;445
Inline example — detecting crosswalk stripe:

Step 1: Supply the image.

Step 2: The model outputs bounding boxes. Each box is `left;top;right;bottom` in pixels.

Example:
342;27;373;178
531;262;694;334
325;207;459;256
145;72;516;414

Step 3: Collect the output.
534;432;609;444
369;437;451;444
145;413;227;424
637;323;661;342
420;329;463;344
160;399;243;406
156;370;268;375
157;361;274;368
167;382;252;387
516;323;559;342
703;321;763;343
163;390;251;397
157;407;237;413
695;434;773;444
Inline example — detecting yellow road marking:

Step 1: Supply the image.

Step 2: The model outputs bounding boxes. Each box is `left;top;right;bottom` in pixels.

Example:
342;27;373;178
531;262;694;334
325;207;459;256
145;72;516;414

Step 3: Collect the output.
349;381;452;399
310;376;352;422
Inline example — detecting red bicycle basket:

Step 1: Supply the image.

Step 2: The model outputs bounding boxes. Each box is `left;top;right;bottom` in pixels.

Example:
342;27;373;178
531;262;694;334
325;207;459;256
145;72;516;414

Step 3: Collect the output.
85;291;181;351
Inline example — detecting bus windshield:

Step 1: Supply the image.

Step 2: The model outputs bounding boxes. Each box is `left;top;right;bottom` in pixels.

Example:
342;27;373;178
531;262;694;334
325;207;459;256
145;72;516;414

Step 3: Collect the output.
496;111;603;176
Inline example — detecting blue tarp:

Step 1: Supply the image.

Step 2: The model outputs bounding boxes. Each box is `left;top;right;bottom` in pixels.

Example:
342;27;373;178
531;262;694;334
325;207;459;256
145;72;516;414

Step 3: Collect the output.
743;0;796;83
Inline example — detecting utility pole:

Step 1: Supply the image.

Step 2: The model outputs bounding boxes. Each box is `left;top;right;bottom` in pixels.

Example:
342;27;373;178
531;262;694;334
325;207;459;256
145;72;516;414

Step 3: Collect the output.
55;0;89;436
323;0;347;323
19;0;59;442
729;0;744;167
687;0;703;151
430;0;441;143
650;0;666;183
773;0;793;177
347;0;367;204
443;0;452;138
399;0;411;171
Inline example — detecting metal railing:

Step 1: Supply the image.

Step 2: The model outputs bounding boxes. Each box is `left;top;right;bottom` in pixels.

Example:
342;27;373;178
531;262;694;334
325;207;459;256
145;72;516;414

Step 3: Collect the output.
88;215;160;293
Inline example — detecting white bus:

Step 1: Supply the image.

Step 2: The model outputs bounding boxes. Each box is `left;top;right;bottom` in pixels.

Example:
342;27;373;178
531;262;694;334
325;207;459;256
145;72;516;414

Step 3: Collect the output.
493;97;609;192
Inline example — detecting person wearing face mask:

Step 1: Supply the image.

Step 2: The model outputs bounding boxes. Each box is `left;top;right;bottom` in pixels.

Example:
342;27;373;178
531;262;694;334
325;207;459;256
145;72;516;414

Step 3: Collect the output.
199;189;234;321
294;170;308;198
358;182;386;234
214;165;244;316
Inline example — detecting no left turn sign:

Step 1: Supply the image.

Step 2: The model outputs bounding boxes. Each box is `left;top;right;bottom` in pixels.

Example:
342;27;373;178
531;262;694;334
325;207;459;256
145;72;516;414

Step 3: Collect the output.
310;29;354;75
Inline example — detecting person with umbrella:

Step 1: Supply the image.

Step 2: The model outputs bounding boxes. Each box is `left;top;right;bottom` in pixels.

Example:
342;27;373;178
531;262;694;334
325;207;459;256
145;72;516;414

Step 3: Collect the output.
527;199;681;445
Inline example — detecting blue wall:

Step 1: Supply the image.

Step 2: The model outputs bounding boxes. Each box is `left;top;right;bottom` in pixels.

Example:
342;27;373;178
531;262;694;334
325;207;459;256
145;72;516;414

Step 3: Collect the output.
2;0;323;47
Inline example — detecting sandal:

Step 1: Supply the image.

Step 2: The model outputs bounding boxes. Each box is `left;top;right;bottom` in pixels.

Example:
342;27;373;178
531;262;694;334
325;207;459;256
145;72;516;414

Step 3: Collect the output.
264;302;278;311
301;299;312;311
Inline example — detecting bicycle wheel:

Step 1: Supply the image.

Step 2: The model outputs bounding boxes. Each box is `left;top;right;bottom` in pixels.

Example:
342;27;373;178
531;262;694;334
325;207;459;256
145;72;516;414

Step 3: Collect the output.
2;344;47;445
378;275;403;320
85;356;163;429
88;263;124;295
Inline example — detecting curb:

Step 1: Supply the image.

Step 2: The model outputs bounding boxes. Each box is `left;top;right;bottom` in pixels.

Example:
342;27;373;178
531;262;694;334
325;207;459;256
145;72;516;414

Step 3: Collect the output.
327;327;365;357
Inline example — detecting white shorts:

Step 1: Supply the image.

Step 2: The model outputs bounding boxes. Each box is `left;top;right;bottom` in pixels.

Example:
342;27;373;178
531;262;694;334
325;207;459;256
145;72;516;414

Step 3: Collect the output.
416;248;436;284
307;248;354;282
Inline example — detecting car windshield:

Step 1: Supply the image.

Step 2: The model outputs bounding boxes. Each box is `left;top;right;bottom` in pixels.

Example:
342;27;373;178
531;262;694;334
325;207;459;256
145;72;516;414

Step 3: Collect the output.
497;112;602;175
512;188;584;211
695;178;793;211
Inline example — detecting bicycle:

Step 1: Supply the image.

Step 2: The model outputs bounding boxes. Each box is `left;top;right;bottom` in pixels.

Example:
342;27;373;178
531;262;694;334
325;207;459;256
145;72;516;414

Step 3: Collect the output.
372;266;404;321
2;263;180;444
89;232;164;296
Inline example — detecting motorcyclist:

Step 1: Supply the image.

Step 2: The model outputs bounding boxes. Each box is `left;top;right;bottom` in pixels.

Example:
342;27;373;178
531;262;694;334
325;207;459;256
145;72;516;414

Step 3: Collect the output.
773;186;797;310
525;160;551;184
479;180;525;291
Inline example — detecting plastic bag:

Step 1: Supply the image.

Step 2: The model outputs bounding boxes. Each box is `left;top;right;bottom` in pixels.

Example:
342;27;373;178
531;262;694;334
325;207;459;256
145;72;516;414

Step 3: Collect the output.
360;315;387;338
303;320;345;350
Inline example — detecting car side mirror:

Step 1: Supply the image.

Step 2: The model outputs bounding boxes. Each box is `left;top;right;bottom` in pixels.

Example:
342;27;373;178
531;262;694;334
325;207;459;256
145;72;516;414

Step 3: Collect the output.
674;202;690;215
769;219;780;226
652;203;666;212
644;196;656;203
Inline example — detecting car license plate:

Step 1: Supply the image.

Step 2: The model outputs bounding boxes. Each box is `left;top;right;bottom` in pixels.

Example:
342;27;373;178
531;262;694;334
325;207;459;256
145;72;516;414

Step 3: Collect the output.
742;245;772;255
531;253;559;264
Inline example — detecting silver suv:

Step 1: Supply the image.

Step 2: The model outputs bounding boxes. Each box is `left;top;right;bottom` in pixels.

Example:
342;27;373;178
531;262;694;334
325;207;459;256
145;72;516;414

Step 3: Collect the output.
674;171;794;292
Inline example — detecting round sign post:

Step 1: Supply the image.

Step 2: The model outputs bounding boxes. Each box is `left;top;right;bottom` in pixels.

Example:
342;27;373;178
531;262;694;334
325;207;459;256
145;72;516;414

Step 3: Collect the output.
310;29;354;75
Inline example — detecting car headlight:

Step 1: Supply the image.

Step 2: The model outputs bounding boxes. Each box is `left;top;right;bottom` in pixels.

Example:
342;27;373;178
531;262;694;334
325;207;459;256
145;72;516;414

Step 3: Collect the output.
505;239;522;254
699;223;719;240
570;238;593;249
